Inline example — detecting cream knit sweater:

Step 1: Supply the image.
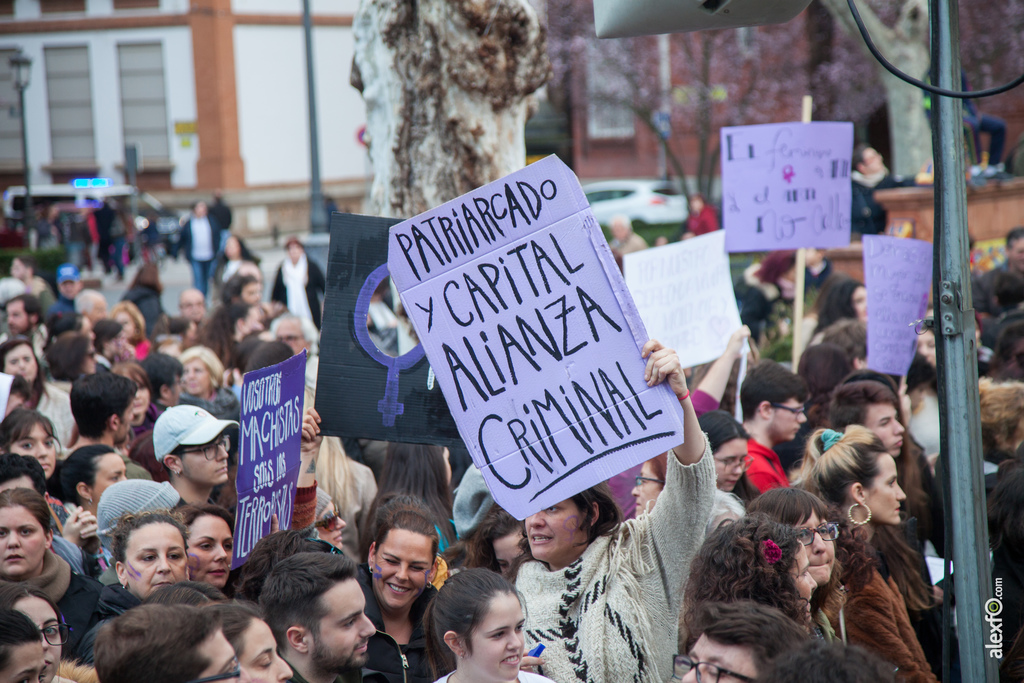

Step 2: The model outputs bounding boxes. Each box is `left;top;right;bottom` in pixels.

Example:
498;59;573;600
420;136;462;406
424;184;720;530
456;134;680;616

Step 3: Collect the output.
517;442;716;683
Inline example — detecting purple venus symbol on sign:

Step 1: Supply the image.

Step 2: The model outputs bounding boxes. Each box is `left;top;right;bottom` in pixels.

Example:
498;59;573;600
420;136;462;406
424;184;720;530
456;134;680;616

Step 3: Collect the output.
353;263;425;426
782;165;795;183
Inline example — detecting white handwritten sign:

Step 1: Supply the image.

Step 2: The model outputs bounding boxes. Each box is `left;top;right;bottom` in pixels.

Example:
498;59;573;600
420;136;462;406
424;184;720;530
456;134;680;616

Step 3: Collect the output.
624;231;741;368
721;121;854;252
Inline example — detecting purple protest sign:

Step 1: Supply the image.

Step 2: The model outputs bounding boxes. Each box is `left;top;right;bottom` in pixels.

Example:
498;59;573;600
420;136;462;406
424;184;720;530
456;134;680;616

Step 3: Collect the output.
387;156;687;520
231;350;306;569
721;121;854;252
863;236;932;376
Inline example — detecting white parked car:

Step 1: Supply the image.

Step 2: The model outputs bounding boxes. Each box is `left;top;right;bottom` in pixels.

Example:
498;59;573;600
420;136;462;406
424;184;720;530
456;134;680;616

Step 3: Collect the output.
582;179;688;227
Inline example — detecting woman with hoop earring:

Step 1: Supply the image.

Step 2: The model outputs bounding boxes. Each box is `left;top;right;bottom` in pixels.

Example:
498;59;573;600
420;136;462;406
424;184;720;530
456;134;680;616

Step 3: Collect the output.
793;426;938;683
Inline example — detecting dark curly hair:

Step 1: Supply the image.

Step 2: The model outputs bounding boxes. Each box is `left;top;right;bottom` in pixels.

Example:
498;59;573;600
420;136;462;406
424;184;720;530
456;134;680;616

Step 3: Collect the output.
110;510;188;565
832;518;878;595
683;514;809;633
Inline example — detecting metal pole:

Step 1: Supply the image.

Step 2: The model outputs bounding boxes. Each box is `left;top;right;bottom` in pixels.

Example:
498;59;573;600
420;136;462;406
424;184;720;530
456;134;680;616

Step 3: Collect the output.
303;0;327;234
126;144;139;226
17;83;32;239
929;0;995;679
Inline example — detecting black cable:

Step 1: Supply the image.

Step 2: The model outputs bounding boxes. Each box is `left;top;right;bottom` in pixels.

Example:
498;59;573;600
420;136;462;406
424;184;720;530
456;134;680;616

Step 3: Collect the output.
846;0;1024;99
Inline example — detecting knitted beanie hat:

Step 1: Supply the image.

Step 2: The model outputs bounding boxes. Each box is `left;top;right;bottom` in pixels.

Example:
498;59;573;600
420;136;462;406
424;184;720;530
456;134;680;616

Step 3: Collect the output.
97;480;182;551
315;487;332;520
452;465;493;539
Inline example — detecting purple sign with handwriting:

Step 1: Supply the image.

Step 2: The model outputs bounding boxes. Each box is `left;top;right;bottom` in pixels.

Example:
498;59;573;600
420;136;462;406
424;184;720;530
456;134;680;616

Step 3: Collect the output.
232;351;306;569
721;121;854;252
387;156;687;520
863;236;932;376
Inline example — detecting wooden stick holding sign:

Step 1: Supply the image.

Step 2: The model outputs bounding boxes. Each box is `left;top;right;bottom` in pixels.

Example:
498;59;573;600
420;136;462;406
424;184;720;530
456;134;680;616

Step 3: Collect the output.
791;95;813;371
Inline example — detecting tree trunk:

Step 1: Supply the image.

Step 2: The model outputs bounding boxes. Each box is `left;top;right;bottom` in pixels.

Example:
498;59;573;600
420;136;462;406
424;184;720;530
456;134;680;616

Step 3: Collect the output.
817;0;931;175
351;0;550;218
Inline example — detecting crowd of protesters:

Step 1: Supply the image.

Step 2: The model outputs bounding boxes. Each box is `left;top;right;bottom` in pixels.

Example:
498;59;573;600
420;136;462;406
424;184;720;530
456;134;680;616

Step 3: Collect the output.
0;211;1022;683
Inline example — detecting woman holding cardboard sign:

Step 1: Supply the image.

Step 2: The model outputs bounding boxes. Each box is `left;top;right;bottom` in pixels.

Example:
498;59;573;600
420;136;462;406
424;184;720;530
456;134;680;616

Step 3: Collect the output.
511;339;716;683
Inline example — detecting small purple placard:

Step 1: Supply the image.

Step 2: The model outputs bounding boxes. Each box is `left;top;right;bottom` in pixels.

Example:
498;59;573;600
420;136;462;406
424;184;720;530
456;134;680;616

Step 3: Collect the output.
863;236;932;376
387;156;686;520
721;121;854;252
231;350;306;569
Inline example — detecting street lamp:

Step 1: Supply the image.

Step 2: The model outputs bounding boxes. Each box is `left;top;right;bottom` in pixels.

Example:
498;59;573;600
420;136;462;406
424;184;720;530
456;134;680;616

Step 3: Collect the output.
9;50;32;238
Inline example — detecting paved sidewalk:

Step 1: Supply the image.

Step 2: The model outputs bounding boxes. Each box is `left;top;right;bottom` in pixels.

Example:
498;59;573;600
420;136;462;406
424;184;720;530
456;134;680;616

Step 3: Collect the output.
88;241;289;317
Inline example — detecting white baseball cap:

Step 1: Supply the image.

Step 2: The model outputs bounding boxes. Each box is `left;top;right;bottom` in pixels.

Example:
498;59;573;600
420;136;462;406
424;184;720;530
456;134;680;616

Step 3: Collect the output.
153;405;238;463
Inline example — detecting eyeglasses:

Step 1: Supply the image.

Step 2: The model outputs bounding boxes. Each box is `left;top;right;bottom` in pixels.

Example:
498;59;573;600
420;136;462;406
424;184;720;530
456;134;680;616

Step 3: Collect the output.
673;654;755;683
40;623;70;646
713;454;755;471
185;660;241;683
182;435;231;461
635;475;666;488
277;334;303;344
306;537;345;556
795;522;840;546
769;402;805;416
315;511;343;530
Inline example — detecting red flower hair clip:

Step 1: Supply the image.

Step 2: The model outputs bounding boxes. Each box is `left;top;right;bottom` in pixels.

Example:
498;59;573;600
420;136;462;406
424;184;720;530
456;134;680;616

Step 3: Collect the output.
762;539;782;564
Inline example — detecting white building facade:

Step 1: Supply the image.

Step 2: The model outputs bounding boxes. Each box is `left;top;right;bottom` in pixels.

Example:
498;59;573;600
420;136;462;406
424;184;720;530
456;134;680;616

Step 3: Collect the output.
0;0;369;232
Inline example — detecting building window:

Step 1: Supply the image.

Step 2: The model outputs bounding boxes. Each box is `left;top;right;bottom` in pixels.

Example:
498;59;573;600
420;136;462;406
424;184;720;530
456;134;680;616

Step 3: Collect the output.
44;46;96;163
0;1;14;17
117;43;170;164
40;0;86;12
0;49;22;165
586;46;635;139
113;0;161;8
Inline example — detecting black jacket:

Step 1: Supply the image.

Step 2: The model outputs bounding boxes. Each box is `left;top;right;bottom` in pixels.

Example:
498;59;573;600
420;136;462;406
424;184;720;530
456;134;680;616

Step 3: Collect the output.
272;259;327;329
850;175;915;236
210;200;233;233
357;564;435;683
59;570;103;660
75;584;142;664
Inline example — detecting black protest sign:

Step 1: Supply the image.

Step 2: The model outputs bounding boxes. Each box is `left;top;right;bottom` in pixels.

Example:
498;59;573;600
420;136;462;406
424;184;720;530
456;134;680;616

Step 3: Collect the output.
314;213;463;448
